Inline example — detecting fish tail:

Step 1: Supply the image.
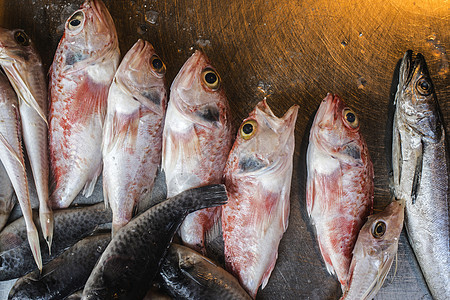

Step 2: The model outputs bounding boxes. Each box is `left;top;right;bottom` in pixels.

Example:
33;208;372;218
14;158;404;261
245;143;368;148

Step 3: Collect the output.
176;184;228;213
27;224;43;271
39;208;54;254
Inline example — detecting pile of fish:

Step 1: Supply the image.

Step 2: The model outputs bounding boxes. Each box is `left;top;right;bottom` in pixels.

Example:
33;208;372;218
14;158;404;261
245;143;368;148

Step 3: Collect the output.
0;0;448;299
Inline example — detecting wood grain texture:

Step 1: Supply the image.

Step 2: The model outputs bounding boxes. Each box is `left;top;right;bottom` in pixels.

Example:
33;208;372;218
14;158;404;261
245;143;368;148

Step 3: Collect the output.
0;0;448;299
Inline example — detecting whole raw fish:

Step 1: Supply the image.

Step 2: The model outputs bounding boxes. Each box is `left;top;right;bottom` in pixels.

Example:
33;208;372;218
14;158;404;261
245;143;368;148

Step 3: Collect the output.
341;199;404;299
162;50;233;253
102;39;167;235
0;160;15;231
221;100;298;298
48;0;120;208
306;93;373;289
392;50;449;300
0;71;41;270
0;27;52;250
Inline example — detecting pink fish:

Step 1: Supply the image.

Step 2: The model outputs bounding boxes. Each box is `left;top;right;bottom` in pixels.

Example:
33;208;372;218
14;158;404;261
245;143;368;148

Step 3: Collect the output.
306;93;374;289
49;0;120;209
102;39;167;235
221;100;298;298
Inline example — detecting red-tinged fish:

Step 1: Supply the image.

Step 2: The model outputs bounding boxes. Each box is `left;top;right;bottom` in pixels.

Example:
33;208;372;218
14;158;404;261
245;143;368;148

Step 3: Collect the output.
0;28;53;251
306;93;374;289
221;100;298;298
102;39;167;235
162;50;233;253
48;0;120;209
0;71;42;270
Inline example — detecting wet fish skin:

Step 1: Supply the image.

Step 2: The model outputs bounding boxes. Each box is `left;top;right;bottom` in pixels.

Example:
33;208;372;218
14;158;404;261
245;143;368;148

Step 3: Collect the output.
392;50;449;300
0;160;15;231
222;101;298;298
8;233;111;300
49;0;120;209
82;184;228;300
160;243;252;300
341;199;404;299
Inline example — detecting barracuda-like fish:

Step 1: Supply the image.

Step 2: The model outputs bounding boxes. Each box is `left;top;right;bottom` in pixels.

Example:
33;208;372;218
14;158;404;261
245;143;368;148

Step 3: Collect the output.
0;27;52;250
341;199;404;299
392;50;449;300
306;93;374;289
221;100;298;298
49;0;120;209
102;39;167;235
160;243;251;300
0;71;41;270
162;50;232;254
0;160;14;231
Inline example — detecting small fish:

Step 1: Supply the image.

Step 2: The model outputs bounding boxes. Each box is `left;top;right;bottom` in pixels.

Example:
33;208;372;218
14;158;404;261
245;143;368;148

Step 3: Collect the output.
0;71;41;270
162;50;233;254
82;184;228;300
8;233;111;300
392;50;449;299
306;93;374;289
160;243;252;300
0;27;52;251
48;0;120;208
221;100;298;298
341;199;404;299
102;39;167;235
0;160;15;231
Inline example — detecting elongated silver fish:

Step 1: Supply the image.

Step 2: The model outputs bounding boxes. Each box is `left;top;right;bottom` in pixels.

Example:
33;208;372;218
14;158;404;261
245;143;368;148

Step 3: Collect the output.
0;160;15;231
392;50;449;300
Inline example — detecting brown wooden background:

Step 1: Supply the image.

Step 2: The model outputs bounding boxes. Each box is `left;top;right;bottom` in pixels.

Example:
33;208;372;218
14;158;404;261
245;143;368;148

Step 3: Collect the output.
0;0;448;299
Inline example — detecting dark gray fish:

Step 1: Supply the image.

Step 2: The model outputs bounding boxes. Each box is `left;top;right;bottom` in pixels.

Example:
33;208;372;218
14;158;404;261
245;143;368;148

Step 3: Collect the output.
8;233;110;300
0;160;15;231
82;184;228;300
0;203;111;280
160;244;251;300
66;290;83;300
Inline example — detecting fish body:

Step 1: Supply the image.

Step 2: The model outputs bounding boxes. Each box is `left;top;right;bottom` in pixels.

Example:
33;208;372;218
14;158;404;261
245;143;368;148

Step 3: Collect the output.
221;100;298;298
0;160;15;231
341;200;404;299
306;93;374;288
392;50;449;299
49;0;120;208
162;50;232;253
102;39;167;235
82;184;228;300
160;243;252;300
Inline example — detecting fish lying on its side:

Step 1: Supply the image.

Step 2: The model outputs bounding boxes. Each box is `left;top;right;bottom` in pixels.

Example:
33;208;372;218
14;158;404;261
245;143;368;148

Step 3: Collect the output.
306;94;374;289
82;184;228;300
162;50;233;254
222;100;298;298
0;160;14;231
341;199;404;299
49;0;120;209
392;50;449;300
102;39;167;235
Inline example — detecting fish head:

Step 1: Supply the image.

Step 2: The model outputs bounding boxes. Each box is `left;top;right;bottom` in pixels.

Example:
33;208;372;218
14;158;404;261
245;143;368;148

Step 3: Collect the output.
0;28;40;67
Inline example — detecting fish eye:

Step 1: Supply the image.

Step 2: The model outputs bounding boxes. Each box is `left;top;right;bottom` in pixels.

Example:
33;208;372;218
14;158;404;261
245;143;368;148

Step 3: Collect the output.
150;55;166;74
416;77;432;96
372;221;386;238
240;120;257;140
343;108;359;129
14;31;30;46
68;11;84;30
201;68;220;90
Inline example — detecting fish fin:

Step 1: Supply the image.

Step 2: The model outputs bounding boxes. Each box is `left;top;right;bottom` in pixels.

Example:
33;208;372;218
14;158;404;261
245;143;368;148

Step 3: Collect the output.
0;132;25;170
318;237;335;276
306;169;315;218
362;254;395;300
391;125;402;194
27;226;43;271
204;210;225;265
260;251;277;290
390;252;398;284
103;177;110;210
136;167;167;214
411;140;423;204
72;76;109;125
102;109;140;154
82;166;101;198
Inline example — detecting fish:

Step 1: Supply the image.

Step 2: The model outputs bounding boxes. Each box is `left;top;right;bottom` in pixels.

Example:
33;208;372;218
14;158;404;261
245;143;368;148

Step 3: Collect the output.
0;160;15;231
48;0;120;209
392;50;449;300
82;184;228;300
341;199;404;299
162;50;233;254
102;39;167;235
0;70;42;271
0;27;52;251
0;203;111;281
159;243;252;300
221;100;298;298
306;93;374;289
8;232;111;300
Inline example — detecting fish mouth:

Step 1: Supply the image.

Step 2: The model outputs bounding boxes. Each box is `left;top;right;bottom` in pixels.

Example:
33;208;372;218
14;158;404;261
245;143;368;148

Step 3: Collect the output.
83;0;116;37
400;50;431;87
172;50;206;92
316;93;342;130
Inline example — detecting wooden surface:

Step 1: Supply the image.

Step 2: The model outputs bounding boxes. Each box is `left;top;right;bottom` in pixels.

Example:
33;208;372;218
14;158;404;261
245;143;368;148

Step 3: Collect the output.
0;0;448;299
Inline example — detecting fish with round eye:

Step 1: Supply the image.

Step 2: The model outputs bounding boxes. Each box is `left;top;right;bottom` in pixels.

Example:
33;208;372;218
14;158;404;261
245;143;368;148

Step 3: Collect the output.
68;11;84;30
416;77;432;96
371;221;386;238
240;119;257;140
343;108;359;129
201;67;220;90
13;31;30;46
150;54;166;75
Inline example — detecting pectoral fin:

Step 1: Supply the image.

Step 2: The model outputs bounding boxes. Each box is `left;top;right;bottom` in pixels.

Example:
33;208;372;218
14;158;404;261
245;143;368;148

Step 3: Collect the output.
411;140;424;205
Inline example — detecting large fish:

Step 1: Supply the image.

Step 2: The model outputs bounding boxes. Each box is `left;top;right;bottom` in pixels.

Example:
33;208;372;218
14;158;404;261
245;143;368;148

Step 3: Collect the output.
0;71;41;270
48;0;120;209
392;50;449;300
306;93;374;289
82;184;228;300
102;39;167;235
162;50;233;253
0;160;14;231
341;199;404;299
0;27;52;250
221;100;298;298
